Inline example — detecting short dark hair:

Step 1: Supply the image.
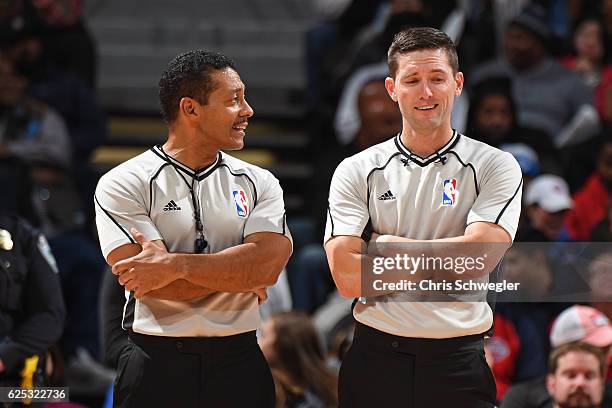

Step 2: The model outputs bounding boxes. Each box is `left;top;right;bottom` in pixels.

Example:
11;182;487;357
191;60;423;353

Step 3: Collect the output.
548;342;607;378
387;27;459;78
158;50;236;123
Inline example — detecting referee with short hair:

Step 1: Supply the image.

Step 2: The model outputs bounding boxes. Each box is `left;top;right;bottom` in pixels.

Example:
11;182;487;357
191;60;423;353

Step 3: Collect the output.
325;27;522;407
95;50;292;407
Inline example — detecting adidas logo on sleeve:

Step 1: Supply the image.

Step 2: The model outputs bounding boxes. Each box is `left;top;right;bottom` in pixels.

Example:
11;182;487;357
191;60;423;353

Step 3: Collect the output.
378;190;397;201
163;200;182;211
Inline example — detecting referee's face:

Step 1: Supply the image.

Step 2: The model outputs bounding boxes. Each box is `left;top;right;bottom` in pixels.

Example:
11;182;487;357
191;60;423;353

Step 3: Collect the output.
385;48;463;135
197;68;254;150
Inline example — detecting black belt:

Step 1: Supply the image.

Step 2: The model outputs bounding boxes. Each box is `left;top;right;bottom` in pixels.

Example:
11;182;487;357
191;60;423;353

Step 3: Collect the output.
354;321;484;354
128;330;257;354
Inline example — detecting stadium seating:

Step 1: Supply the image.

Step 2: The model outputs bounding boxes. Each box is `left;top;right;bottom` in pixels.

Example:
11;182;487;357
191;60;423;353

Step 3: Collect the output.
86;0;313;117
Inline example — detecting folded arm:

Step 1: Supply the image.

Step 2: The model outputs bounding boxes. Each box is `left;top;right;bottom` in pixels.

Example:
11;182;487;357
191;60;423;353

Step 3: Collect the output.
107;239;216;300
325;221;511;298
111;229;292;298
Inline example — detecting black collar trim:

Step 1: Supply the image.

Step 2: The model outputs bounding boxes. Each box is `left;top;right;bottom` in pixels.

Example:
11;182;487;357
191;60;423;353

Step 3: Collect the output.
151;145;222;180
394;130;460;167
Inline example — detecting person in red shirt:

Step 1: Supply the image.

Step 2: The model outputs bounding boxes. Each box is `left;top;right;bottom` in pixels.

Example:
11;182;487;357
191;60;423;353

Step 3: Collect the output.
566;140;612;241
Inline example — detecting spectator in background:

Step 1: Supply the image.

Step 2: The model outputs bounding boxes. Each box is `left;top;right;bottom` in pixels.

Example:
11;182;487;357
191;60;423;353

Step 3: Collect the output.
334;67;403;156
0;54;60;221
560;17;612;127
547;343;607;408
2;23;107;223
501;305;612;408
289;73;402;313
0;57;107;393
520;174;608;299
487;0;571;55
471;4;599;149
566;139;612;241
0;57;70;168
0;0;96;87
550;305;612;360
519;175;573;242
467;78;560;174
28;0;96;87
0;213;65;388
304;0;388;176
259;311;338;408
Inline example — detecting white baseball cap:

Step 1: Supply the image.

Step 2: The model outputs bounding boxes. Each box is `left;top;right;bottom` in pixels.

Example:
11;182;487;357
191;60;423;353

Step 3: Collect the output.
550;305;612;348
524;174;573;213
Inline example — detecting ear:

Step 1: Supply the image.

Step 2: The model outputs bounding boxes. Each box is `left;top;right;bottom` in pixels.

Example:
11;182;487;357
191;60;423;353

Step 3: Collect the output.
179;97;198;120
385;77;397;102
454;72;464;97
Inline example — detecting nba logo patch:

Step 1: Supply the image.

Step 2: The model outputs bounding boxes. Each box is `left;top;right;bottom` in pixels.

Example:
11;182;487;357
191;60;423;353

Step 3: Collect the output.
232;189;249;217
442;178;458;206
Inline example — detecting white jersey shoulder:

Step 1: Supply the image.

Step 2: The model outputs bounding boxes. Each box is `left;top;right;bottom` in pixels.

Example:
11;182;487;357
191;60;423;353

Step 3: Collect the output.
219;151;278;185
341;137;398;170
452;135;522;192
96;149;162;196
452;134;517;167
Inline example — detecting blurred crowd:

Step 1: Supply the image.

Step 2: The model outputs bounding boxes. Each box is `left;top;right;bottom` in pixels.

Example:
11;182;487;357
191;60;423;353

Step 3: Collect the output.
0;0;611;407
0;0;111;405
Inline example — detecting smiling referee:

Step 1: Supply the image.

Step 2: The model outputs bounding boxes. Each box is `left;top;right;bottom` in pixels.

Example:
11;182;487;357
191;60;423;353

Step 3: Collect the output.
325;28;522;408
94;50;292;408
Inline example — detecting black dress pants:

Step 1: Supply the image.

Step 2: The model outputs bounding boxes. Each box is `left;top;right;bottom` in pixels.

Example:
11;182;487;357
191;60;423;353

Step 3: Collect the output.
113;331;274;408
339;322;497;408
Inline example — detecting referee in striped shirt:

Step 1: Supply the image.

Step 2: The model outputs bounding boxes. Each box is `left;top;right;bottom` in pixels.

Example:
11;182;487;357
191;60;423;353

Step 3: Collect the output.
95;50;292;408
325;27;522;407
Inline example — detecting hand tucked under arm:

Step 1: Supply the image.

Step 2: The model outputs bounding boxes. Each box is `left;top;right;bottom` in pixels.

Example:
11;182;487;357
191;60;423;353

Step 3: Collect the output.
112;228;291;298
111;230;183;297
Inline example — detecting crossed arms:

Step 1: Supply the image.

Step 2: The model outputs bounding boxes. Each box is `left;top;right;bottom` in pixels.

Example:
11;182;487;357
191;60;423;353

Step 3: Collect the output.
107;228;292;300
324;221;511;298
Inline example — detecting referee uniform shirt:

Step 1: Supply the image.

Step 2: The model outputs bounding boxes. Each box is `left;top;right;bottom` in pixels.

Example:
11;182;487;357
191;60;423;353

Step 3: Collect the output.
325;131;522;407
95;145;291;407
